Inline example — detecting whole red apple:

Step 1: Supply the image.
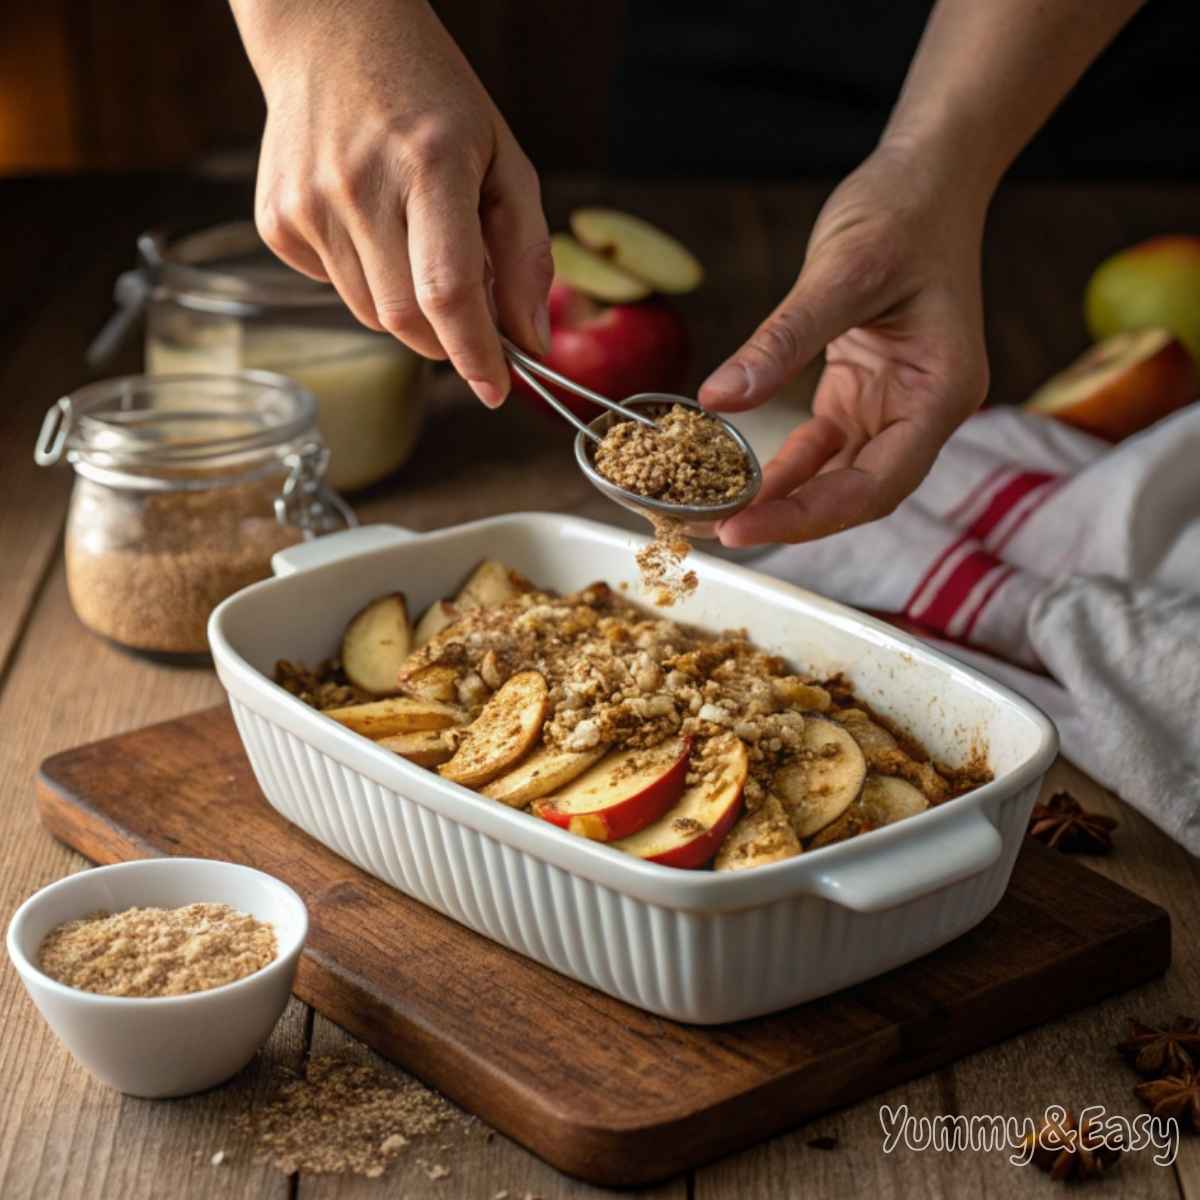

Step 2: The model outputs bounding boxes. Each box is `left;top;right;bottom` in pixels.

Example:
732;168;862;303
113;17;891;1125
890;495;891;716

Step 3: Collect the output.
513;280;689;420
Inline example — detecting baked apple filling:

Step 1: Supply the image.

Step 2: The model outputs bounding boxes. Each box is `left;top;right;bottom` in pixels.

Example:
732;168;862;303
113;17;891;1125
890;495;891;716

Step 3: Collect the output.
275;560;991;871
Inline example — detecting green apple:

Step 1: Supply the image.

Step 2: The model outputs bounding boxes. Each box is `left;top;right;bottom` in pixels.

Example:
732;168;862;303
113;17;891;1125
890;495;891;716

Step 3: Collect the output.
1085;235;1200;363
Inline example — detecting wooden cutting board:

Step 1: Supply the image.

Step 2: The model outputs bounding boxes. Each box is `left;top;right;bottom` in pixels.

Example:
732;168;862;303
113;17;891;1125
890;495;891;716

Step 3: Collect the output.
36;705;1170;1187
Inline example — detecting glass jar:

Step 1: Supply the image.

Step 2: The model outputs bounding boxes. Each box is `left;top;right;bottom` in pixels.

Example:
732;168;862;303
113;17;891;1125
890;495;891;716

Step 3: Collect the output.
90;222;426;493
35;372;354;660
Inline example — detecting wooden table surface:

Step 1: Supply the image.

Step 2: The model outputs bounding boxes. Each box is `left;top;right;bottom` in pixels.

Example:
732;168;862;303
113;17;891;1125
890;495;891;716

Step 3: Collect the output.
1;172;1198;1199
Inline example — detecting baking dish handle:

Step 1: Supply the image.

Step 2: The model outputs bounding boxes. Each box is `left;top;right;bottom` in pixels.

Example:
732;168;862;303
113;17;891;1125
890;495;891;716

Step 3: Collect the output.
271;524;420;577
804;806;1003;913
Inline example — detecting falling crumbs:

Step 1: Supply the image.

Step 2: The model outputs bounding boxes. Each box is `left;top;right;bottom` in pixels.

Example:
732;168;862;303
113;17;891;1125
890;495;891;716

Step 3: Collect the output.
37;903;276;997
237;1056;462;1177
593;404;749;604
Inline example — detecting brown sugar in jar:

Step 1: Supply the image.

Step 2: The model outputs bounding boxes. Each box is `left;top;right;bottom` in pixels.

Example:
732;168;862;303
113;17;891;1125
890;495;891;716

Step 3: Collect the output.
37;373;354;658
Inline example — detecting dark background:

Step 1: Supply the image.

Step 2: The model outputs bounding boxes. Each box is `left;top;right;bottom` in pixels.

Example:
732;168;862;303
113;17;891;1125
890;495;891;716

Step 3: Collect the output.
1;1;1196;179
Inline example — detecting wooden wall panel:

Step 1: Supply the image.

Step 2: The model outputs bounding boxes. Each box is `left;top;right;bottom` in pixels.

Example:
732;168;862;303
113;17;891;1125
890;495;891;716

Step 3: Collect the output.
0;0;623;176
0;3;80;170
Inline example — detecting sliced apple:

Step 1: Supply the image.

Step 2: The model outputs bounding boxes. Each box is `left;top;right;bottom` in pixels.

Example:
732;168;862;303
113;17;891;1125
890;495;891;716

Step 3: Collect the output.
807;805;880;849
836;709;899;764
808;774;928;849
714;793;802;872
439;671;549;788
570;209;703;295
550;233;651;304
612;734;748;869
414;600;459;648
404;663;460;704
340;593;410;696
377;729;453;768
861;774;929;823
453;560;532;610
482;743;608;809
774;717;867;838
325;696;463;738
533;736;692;841
1024;328;1196;441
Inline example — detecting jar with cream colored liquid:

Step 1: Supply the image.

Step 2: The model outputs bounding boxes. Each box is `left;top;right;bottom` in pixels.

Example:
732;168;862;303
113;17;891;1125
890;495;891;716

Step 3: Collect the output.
92;223;426;492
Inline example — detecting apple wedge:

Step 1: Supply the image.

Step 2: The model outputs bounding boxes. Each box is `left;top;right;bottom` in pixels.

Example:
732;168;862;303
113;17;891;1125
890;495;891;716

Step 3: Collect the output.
550;233;651;303
482;743;608;809
807;805;880;849
439;671;549;788
612;734;748;869
340;593;410;695
570;209;703;295
774;717;867;838
533;737;692;841
861;774;929;823
835;709;897;756
404;663;460;704
808;774;928;849
714;793;802;872
413;600;459;648
377;729;453;768
1025;329;1196;441
325;696;463;738
453;560;532;610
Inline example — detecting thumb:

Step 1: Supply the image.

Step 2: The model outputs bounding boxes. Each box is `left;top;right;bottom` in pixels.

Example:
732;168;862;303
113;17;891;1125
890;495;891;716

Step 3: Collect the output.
699;249;890;412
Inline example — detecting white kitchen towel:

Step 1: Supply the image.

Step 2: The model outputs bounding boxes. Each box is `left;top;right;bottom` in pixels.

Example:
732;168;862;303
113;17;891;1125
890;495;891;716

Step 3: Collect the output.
756;403;1200;854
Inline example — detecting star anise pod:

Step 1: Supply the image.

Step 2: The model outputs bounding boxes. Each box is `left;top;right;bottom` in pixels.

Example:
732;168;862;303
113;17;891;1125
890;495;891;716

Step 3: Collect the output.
1134;1070;1200;1130
1027;791;1118;853
1022;1109;1123;1181
1118;1016;1200;1077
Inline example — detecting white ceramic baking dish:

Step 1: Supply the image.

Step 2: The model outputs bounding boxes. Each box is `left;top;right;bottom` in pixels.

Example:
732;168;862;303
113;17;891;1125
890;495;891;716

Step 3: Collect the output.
209;514;1057;1024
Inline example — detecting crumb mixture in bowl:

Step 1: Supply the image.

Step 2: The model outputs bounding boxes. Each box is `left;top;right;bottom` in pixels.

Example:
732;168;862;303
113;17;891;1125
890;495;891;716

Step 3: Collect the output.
593;403;749;506
280;575;992;869
592;404;751;603
38;902;277;997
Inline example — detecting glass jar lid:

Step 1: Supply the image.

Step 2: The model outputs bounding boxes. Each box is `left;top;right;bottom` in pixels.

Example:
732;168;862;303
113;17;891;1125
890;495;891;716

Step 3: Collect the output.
145;221;344;314
35;371;355;533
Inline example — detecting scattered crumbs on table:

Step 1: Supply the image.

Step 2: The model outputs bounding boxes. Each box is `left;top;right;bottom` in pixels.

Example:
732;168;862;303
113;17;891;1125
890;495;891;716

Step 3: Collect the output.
210;1150;226;1166
238;1055;460;1177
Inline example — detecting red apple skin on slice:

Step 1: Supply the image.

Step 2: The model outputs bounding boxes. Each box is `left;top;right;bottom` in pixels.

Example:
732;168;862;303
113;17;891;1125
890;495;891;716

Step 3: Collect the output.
533;737;692;841
612;735;749;869
1024;329;1196;441
482;743;608;809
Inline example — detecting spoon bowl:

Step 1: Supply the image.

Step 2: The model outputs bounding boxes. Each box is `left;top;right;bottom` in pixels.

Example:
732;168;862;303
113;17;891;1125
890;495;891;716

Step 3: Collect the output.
574;394;762;539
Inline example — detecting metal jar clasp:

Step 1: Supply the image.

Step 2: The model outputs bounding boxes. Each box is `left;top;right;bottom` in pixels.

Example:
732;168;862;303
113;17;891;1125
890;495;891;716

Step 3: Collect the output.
275;442;357;536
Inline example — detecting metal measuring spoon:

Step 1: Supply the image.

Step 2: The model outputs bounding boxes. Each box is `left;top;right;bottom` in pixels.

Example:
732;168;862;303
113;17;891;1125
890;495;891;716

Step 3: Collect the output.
501;338;761;538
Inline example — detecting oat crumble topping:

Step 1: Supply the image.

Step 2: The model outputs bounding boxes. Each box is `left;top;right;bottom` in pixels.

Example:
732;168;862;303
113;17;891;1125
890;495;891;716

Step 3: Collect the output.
38;903;276;997
593;404;749;506
393;582;832;800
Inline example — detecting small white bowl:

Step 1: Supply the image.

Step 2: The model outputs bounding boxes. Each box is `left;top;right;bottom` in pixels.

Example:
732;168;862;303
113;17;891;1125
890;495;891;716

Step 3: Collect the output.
6;857;307;1098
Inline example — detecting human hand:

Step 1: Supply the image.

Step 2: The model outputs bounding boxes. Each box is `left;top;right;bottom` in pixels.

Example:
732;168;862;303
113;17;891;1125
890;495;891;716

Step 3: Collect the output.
232;0;551;408
699;146;991;547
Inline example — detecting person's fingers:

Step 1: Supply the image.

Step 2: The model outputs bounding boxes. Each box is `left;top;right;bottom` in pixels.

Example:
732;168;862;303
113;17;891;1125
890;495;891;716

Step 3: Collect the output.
750;415;847;505
718;412;943;547
260;178;385;333
700;241;900;413
482;151;553;356
255;186;332;283
310;219;386;333
344;200;447;360
407;172;509;408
